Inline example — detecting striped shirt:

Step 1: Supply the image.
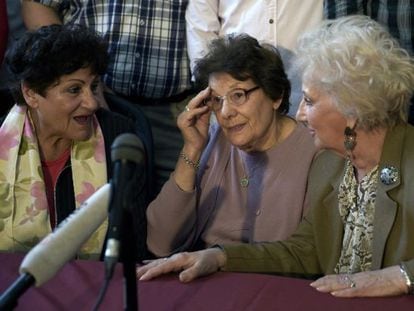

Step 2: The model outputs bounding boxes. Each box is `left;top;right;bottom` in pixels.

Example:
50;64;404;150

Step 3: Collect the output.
35;0;192;99
324;0;413;55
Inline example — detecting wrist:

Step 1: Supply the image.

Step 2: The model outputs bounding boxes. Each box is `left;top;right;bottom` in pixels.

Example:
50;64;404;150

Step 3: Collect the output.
209;245;227;271
181;145;202;159
399;263;414;295
179;146;202;171
179;151;200;171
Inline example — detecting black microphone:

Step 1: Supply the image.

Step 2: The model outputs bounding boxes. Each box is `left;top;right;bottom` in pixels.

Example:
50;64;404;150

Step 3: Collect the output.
0;184;111;310
104;133;145;280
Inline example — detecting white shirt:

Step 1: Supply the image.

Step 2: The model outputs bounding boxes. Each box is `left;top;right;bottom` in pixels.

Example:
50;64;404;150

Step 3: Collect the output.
186;0;323;115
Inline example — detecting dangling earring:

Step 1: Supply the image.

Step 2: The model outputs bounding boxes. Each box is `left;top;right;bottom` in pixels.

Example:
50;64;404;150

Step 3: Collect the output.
344;123;357;151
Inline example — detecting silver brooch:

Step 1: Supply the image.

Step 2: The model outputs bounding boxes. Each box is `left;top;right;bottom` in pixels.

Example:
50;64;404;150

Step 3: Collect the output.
380;166;399;185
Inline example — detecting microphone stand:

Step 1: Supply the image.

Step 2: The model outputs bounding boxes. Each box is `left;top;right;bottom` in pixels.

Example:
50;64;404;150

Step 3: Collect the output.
120;208;138;311
104;133;147;311
119;158;147;311
0;273;35;310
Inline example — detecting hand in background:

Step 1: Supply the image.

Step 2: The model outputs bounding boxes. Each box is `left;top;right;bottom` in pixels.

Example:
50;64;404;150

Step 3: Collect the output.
137;248;226;283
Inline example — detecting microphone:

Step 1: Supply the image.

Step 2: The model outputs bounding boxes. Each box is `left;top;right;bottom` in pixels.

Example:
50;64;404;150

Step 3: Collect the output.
104;133;145;279
0;184;111;310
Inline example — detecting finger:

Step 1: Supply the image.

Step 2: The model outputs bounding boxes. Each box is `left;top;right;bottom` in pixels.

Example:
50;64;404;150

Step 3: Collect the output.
136;258;170;279
311;274;354;292
138;259;180;281
136;265;149;279
183;105;210;118
330;288;359;297
178;267;199;283
178;260;208;283
331;285;403;298
139;253;194;281
178;106;210;129
136;259;163;278
310;275;336;289
186;87;210;110
178;251;222;283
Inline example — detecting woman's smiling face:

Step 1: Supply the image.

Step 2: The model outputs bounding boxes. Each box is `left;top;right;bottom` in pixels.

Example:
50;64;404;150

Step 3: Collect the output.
209;72;282;152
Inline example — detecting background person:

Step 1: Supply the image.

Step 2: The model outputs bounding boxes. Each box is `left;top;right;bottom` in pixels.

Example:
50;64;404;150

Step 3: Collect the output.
323;0;414;124
0;0;30;116
21;0;193;196
186;0;324;115
137;16;414;297
146;34;317;257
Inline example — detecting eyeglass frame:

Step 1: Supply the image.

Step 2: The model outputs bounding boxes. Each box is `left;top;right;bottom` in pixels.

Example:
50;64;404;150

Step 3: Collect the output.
203;86;260;111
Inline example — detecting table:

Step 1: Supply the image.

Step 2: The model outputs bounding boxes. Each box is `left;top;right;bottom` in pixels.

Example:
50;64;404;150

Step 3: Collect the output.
1;253;413;310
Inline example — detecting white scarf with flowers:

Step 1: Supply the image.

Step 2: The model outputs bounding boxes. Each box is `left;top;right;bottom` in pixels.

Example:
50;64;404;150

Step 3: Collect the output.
0;105;108;259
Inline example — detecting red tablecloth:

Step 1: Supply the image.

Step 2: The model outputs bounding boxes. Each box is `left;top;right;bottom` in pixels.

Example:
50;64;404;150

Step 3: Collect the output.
1;252;413;310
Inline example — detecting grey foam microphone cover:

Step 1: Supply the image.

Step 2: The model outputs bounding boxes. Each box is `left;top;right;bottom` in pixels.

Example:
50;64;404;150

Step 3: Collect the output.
111;133;145;164
19;184;111;286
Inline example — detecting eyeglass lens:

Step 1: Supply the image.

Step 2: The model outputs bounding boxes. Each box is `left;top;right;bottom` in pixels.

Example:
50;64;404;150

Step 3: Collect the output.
204;88;256;111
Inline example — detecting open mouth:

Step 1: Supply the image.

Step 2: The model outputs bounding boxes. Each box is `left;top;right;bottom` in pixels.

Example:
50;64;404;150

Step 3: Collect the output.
307;127;315;136
228;124;245;133
74;115;91;125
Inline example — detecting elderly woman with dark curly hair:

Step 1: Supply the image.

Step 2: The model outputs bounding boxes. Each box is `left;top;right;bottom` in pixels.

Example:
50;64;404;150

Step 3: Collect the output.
0;24;146;259
145;34;317;257
137;15;414;298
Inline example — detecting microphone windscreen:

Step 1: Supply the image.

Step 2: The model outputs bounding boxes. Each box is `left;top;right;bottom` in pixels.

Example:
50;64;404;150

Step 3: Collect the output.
111;133;144;164
19;184;111;286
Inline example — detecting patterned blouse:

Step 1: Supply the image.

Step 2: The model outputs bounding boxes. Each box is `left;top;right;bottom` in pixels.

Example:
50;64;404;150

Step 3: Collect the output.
335;159;379;274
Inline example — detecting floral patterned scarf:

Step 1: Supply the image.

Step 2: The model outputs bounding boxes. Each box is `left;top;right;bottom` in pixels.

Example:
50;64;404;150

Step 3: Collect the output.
0;105;108;259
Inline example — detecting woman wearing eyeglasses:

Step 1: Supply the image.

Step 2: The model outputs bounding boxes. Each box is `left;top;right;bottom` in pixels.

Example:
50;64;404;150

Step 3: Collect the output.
145;34;317;257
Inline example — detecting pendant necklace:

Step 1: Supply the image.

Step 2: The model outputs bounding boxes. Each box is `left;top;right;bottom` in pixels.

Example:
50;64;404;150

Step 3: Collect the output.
239;152;249;188
240;175;249;188
238;119;283;188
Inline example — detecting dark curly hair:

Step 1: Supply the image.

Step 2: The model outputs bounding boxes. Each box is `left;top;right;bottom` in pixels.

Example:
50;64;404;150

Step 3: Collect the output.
5;23;109;105
194;34;291;114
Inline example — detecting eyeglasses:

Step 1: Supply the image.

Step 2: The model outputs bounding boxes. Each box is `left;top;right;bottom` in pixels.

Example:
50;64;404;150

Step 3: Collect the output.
203;86;260;111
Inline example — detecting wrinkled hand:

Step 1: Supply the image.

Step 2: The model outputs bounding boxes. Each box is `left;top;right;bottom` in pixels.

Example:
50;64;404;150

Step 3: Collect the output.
310;266;407;297
136;248;226;283
177;87;211;152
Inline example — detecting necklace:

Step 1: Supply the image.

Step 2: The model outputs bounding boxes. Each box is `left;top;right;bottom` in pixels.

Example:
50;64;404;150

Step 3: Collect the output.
240;175;249;187
238;151;249;188
236;118;286;188
238;117;288;188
